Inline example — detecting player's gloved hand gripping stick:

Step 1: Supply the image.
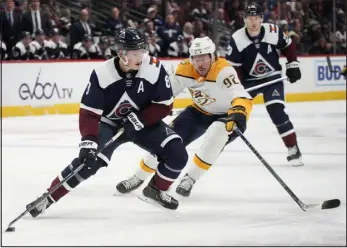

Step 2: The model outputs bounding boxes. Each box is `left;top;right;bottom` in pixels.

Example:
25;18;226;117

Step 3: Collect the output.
233;126;341;211
4;127;125;232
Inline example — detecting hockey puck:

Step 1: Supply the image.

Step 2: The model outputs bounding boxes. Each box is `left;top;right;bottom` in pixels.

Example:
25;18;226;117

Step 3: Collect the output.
5;227;15;232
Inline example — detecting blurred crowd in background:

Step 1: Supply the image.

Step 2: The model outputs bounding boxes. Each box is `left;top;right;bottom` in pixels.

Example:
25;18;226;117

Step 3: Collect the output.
0;0;346;60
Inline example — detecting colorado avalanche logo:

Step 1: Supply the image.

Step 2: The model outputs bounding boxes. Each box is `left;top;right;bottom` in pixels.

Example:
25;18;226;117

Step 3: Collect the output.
250;53;275;77
106;92;139;120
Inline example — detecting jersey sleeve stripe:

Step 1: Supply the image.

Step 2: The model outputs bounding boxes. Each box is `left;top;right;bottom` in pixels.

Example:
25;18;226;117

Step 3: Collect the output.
229;62;242;66
151;97;174;106
80;103;103;115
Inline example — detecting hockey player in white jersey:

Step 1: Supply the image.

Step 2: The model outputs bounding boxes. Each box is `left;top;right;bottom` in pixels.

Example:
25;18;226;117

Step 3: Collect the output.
226;4;303;166
116;36;253;197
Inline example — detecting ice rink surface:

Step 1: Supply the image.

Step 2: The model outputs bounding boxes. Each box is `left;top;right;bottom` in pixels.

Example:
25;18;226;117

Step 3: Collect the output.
1;100;346;246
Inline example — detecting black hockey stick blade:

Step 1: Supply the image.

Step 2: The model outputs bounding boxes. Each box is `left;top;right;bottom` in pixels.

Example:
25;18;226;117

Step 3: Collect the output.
321;199;341;209
304;199;341;210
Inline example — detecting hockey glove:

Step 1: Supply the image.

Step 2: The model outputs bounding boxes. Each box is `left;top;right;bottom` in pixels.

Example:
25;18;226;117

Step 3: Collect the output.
286;61;301;83
220;106;248;133
76;139;98;169
122;112;145;139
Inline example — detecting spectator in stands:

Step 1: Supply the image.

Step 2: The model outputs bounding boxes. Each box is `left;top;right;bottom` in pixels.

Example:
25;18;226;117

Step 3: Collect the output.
12;31;32;60
130;0;148;25
157;13;181;57
182;22;194;46
83;4;102;37
167;34;189;58
103;7;124;35
147;6;163;30
288;18;303;54
336;24;346;53
308;36;338;55
21;0;52;36
46;28;69;59
72;34;94;60
58;8;71;44
0;32;8;60
0;0;22;53
192;19;207;38
70;8;92;49
146;32;161;57
190;1;210;23
97;36;112;59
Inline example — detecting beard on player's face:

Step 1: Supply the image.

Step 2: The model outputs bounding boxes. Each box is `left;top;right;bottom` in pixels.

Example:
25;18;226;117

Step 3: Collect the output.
192;54;212;77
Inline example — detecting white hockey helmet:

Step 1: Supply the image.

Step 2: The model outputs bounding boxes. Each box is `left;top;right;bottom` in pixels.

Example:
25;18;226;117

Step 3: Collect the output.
189;36;216;64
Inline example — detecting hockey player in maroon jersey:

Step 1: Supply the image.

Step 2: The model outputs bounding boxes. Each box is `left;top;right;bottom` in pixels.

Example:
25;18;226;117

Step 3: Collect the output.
226;4;303;166
25;28;188;214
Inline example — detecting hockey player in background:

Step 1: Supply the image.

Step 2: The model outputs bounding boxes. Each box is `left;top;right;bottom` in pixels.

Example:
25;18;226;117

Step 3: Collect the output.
226;4;303;166
12;31;32;60
28;29;49;60
116;36;253;197
46;28;69;59
26;28;188;214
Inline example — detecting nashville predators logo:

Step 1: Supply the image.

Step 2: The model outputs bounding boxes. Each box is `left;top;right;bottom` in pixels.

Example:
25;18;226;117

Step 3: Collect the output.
189;89;216;106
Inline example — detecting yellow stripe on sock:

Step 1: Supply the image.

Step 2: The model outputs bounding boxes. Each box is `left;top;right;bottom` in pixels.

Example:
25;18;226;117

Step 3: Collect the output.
140;159;155;173
193;155;211;170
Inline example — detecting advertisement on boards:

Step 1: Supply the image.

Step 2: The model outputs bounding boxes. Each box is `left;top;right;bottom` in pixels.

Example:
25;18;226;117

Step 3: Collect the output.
2;62;99;106
314;58;346;87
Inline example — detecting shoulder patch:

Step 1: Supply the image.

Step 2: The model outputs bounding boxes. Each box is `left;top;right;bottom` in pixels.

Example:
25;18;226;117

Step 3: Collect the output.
136;54;161;84
205;58;231;82
149;56;160;67
262;24;280;45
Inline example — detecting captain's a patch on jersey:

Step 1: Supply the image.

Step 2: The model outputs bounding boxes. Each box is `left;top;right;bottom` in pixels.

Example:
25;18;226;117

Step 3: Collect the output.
249;53;275;77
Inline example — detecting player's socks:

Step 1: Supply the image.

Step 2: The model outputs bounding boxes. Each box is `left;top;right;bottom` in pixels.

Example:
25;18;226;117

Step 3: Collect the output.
281;132;304;166
135;158;156;180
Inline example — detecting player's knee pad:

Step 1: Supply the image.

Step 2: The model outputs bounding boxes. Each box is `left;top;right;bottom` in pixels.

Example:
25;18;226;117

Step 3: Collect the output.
266;103;289;126
62;158;107;188
196;121;229;165
156;138;188;180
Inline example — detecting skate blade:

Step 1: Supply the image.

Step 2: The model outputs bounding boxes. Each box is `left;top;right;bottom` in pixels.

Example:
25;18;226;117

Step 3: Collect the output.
138;195;168;210
291;160;304;167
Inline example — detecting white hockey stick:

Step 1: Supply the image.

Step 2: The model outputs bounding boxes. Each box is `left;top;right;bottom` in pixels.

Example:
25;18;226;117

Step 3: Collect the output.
171;76;288;116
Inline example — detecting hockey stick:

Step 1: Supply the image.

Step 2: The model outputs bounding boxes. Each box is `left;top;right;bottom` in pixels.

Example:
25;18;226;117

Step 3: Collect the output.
233;127;341;211
171;76;288;116
4;127;125;232
326;56;341;73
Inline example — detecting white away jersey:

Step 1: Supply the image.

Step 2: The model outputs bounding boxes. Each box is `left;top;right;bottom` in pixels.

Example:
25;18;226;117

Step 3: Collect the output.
171;58;251;115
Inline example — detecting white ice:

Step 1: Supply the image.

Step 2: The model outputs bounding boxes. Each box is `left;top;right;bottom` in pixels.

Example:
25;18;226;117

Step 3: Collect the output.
1;101;346;246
